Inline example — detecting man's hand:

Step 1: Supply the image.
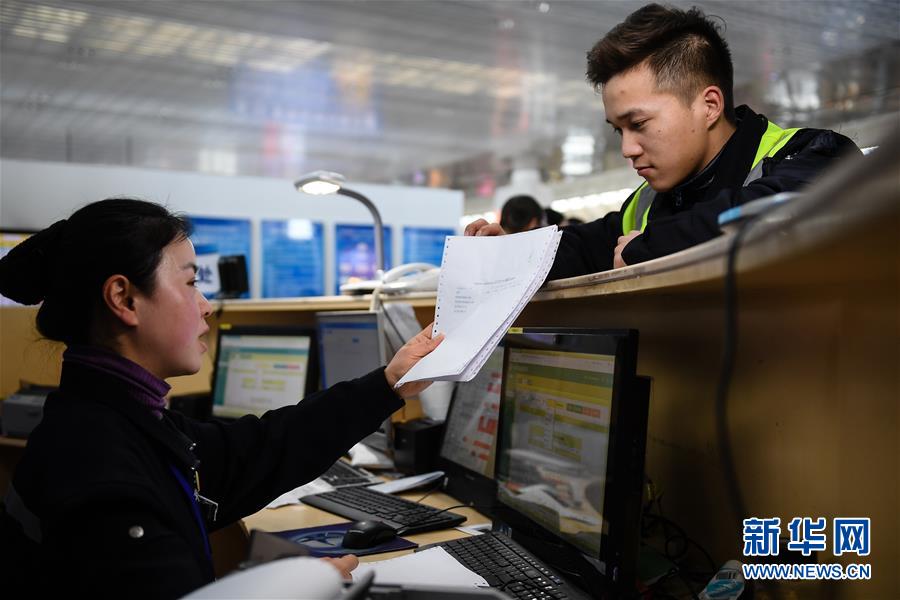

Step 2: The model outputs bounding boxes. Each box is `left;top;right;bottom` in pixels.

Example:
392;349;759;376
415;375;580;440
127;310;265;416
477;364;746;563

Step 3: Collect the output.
384;323;444;398
613;230;642;269
321;554;359;580
464;218;505;237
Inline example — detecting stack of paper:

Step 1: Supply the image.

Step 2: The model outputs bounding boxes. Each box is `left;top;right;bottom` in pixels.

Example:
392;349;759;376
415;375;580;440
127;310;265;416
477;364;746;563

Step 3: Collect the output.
354;547;489;588
396;226;562;386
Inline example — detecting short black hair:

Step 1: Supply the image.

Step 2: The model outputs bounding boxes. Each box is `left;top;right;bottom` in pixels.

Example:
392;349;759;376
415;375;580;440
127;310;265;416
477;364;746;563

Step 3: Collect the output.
587;3;735;123
500;195;544;233
544;207;564;227
0;198;191;346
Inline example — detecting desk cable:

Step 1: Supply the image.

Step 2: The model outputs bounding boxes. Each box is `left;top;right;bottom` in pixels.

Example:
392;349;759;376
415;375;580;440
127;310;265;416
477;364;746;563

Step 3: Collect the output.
638;482;715;599
716;216;750;526
715;200;797;599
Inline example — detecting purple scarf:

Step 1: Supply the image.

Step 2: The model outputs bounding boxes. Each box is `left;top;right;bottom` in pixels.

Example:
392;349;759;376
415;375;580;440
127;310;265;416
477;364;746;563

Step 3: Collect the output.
63;345;170;418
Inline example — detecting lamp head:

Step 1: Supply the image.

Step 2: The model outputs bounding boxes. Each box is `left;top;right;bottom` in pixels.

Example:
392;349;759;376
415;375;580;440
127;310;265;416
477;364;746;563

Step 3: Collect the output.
293;170;346;195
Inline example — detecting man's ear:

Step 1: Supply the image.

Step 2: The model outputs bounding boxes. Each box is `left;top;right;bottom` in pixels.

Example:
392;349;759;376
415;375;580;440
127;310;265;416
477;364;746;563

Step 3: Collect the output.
700;85;726;128
102;274;139;327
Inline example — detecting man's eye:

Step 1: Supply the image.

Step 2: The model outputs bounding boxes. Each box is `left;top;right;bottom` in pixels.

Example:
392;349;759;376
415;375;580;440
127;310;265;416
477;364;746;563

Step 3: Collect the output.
612;127;622;136
189;279;198;287
632;120;646;131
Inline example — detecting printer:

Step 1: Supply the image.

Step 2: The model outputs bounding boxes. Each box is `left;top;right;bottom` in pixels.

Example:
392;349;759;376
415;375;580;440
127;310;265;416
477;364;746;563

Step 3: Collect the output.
2;386;54;438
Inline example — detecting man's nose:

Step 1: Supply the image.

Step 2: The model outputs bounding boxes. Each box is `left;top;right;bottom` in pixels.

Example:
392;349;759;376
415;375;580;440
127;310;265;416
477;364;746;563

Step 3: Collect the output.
621;131;641;159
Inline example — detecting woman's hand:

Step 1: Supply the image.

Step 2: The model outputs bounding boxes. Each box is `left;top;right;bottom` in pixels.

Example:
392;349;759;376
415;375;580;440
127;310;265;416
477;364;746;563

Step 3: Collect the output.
384;322;444;398
321;554;359;580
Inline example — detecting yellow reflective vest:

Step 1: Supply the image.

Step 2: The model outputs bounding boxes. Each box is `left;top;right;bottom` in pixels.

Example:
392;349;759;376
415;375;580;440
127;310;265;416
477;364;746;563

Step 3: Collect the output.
621;121;801;234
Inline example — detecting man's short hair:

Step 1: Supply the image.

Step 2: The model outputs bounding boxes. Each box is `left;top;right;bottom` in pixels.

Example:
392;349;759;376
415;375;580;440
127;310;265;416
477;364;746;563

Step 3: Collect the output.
587;3;735;123
500;195;544;233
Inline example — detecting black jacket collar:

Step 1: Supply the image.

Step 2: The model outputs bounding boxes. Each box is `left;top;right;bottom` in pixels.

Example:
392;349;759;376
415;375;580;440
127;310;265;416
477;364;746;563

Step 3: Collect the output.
668;105;769;202
57;361;200;471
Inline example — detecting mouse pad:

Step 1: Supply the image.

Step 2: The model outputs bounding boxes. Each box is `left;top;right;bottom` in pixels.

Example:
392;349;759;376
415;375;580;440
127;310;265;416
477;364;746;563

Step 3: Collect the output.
272;523;418;557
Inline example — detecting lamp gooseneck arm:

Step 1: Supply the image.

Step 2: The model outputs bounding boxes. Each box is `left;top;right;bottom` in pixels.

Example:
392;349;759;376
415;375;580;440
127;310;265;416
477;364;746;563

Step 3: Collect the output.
339;187;385;277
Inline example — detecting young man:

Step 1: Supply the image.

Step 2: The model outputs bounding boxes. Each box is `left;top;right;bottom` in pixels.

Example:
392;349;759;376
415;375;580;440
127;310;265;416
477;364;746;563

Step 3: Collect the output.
466;3;859;278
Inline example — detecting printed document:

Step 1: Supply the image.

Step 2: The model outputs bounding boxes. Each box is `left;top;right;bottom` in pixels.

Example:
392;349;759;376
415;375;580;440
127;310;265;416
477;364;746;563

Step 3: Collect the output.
354;546;488;588
397;226;561;385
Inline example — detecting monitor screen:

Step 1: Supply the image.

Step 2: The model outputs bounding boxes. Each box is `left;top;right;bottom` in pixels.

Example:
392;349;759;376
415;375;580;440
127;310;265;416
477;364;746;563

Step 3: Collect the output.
211;325;317;418
440;345;503;478
316;311;385;388
495;328;646;595
436;345;503;513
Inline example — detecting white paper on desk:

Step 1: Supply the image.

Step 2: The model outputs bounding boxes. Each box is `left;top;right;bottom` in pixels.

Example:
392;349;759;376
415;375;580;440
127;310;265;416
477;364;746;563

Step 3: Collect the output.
349;442;393;469
397;227;561;385
354;547;488;588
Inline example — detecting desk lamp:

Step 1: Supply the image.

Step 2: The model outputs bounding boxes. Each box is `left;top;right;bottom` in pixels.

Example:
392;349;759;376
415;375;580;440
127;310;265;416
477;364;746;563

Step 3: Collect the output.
294;170;384;279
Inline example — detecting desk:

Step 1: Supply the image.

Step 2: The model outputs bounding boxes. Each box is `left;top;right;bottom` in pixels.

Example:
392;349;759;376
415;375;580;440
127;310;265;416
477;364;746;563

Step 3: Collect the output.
243;490;491;563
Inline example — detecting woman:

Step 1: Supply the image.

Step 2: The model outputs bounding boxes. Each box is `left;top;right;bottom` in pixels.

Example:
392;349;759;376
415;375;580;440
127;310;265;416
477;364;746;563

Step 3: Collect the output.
0;198;441;598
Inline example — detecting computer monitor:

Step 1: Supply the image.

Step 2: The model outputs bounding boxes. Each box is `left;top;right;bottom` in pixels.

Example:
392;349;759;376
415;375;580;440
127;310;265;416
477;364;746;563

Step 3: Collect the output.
211;325;318;419
315;311;386;388
315;311;391;452
436;345;503;513
494;328;648;597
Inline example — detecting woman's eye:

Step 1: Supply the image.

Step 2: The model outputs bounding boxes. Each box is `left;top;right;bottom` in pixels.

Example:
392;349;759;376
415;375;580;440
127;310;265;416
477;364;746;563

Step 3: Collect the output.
189;279;198;287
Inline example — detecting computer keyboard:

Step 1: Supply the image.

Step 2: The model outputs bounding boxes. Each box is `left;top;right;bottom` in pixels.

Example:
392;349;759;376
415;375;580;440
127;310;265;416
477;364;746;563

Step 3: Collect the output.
301;486;467;534
319;460;378;488
425;532;589;600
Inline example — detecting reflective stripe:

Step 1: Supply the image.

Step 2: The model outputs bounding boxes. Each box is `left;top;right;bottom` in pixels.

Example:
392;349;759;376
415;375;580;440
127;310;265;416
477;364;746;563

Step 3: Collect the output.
622;120;801;234
621;182;655;234
743;121;801;185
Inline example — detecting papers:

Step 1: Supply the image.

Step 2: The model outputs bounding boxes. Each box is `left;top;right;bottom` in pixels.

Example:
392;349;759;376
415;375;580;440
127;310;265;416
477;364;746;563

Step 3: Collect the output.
368;471;445;495
397;226;562;385
354;546;488;588
456;523;492;536
349;442;393;469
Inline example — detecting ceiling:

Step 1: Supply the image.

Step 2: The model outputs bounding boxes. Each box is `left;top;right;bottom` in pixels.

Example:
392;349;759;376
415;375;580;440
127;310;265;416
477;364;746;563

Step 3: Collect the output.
1;0;898;199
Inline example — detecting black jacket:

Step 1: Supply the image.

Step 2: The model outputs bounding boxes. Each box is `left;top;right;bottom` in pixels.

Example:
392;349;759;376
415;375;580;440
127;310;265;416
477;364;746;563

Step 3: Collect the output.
10;360;403;598
547;105;861;279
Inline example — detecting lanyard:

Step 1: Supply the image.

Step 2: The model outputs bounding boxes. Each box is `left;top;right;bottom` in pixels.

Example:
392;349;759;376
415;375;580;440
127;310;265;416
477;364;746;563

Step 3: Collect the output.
170;464;213;565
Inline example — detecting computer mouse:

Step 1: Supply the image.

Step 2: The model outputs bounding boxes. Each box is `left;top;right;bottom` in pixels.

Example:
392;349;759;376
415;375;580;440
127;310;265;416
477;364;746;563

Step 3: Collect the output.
341;520;398;549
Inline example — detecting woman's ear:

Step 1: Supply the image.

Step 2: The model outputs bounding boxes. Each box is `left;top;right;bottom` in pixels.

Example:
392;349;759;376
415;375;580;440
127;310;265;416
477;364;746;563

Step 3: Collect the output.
102;274;139;327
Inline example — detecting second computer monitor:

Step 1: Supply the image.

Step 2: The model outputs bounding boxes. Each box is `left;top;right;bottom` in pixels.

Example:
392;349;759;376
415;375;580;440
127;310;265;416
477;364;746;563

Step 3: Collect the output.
316;310;391;452
316;311;386;388
437;345;503;511
211;325;318;419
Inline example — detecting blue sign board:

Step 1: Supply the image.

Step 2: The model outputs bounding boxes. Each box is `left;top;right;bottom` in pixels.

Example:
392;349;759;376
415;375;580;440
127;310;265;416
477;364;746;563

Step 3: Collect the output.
334;224;393;294
261;219;325;298
188;216;252;299
403;227;455;266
